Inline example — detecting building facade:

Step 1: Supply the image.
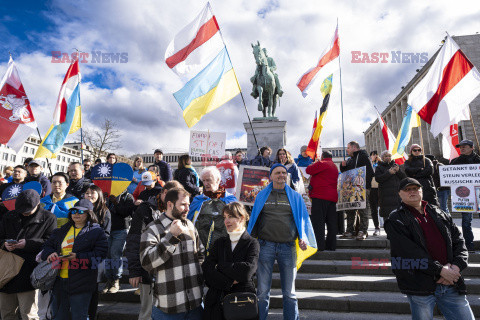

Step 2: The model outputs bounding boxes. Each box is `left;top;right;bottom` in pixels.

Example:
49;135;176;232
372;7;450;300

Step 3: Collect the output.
364;34;480;159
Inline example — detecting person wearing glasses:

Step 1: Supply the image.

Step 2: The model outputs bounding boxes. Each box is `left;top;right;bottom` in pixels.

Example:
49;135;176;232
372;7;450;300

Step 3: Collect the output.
404;144;439;206
42;199;108;320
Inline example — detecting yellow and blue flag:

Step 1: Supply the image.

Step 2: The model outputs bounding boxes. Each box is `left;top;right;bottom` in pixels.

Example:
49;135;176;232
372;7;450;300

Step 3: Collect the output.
391;105;421;159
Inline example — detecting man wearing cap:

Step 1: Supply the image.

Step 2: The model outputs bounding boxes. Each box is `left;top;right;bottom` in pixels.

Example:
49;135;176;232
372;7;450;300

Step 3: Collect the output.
450;139;480;252
25;160;51;197
385;178;474;319
153;149;173;182
248;163;317;320
295;145;313;167
66;162;93;200
0;189;57;320
135;171;162;206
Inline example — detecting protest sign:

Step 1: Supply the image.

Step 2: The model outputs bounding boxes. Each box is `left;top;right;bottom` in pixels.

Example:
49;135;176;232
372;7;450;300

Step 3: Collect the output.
336;166;366;211
476;187;480;212
189;131;226;159
1;181;42;211
236;165;271;206
298;167;311;214
439;164;480;212
91;162;133;197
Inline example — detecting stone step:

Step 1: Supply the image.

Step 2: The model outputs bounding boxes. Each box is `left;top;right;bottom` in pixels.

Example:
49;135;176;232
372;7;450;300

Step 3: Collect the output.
272;273;480;294
268;289;480;316
335;237;480;250
311;248;480;263
283;260;480;276
451;212;480;219
97;303;445;320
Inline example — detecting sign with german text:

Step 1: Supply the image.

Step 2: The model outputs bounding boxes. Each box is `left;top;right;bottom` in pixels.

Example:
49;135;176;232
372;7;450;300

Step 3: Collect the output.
439;165;480;212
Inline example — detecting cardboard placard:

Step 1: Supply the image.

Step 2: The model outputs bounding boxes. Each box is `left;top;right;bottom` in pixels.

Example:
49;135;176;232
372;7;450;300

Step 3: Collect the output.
336;166;367;211
189;131;226;158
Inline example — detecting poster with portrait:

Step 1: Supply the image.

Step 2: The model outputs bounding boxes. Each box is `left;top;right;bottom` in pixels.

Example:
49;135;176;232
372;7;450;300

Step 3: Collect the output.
235;166;271;206
450;185;477;212
336;166;366;211
439;164;480;212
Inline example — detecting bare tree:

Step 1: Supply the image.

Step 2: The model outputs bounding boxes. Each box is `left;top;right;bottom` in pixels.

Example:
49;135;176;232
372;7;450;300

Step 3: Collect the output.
83;118;122;160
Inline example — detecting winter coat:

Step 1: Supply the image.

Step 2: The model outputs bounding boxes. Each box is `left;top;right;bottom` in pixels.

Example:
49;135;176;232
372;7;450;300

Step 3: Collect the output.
295;154;313;167
41;221;108;294
202;231;259;320
248;155;272;168
154;160;173;182
404;156;438;206
125;199;159;284
127;169;144;194
450;152;480;165
174;167;200;197
385;202;468;295
339;150;374;189
25;173;51;197
0;207;57;293
375;161;406;218
306;158;339;202
107;191;135;231
66;177;93;199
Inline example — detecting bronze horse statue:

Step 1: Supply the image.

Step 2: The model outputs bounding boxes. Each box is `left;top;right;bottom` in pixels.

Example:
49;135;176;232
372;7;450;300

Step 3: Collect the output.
250;41;283;118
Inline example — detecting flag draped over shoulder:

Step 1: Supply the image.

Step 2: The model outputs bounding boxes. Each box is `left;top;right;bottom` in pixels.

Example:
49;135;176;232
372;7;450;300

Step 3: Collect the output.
306;75;333;159
0;57;37;153
35;60;81;159
297;23;339;97
375;109;407;164
391;105;421;160
408;35;480;137
165;2;241;128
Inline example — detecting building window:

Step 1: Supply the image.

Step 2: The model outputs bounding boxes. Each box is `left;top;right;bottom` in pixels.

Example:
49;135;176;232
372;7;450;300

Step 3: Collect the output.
67;158;70;163
10;154;16;162
57;155;61;160
2;153;8;160
56;165;60;171
62;156;65;162
61;166;64;172
23;146;28;153
31;148;35;154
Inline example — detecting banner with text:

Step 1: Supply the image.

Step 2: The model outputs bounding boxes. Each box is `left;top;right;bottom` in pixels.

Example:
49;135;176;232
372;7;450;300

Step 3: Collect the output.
235;165;271;206
439;164;480;212
189;131;226;159
336;166;367;211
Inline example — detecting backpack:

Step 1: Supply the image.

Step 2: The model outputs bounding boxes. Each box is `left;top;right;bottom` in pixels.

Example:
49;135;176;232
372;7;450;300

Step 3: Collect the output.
31;260;60;291
195;198;228;253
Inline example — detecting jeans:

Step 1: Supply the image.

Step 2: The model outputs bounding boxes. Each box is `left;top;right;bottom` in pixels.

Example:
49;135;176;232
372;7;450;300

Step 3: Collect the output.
462;212;474;250
151;306;202;320
105;229;128;281
407;284;474;320
51;278;92;320
437;189;450;213
256;239;298;320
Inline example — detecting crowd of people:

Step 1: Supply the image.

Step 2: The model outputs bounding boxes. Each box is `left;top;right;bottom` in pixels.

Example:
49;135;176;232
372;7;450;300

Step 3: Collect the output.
0;139;478;320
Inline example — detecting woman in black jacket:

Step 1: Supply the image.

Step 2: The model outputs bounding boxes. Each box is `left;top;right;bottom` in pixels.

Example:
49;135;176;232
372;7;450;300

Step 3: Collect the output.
375;151;406;219
174;154;200;198
202;202;260;320
41;199;108;320
404;144;439;206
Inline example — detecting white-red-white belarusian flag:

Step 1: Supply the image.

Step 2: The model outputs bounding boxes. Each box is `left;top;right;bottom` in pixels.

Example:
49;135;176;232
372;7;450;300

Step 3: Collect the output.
0;57;37;153
297;23;339;97
376;109;407;164
441;124;461;160
408;35;480;137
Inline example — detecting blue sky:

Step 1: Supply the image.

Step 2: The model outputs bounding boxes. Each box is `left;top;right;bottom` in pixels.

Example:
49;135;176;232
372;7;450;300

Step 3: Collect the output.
1;0;479;157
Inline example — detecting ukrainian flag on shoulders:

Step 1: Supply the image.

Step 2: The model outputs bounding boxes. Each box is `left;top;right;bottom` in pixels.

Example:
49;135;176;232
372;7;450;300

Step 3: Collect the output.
35;60;81;159
165;2;240;128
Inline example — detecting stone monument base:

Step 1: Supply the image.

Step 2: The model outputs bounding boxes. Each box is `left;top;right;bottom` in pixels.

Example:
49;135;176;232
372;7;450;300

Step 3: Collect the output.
243;119;286;160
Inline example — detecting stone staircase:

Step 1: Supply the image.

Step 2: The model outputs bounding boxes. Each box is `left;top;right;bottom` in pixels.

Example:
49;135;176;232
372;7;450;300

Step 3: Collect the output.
97;235;480;319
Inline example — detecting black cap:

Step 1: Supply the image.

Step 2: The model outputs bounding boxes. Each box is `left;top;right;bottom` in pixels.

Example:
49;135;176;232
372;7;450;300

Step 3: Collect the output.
399;178;422;192
15;189;40;214
72;199;94;211
455;139;474;148
154;149;163;155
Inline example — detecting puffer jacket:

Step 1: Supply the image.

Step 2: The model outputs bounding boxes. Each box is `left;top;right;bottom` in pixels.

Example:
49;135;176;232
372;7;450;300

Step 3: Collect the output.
404;156;439;206
385;202;468;296
375;160;406;218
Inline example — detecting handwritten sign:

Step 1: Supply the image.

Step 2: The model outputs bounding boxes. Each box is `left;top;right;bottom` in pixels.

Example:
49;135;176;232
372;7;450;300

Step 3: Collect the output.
189;131;226;158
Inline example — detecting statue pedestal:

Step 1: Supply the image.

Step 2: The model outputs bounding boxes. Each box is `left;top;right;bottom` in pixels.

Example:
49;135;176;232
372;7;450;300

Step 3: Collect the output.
243;119;287;160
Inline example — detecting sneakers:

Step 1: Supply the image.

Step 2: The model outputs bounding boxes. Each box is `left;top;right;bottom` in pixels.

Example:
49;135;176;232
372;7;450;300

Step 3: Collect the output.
340;232;354;239
101;280;112;294
356;231;368;240
108;280;120;294
373;228;381;236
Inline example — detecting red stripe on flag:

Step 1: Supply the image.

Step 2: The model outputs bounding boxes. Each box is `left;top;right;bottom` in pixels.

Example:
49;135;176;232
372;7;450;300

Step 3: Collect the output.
380;122;389;150
297;37;340;92
417;50;473;124
166;17;220;69
59;61;79;123
59;99;68;123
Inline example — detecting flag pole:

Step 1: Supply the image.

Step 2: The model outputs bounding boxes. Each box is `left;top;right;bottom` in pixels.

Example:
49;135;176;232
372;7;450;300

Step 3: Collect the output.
74;48;85;162
209;2;260;156
468;105;480;152
418;123;426;167
35;128;53;176
337;18;346;160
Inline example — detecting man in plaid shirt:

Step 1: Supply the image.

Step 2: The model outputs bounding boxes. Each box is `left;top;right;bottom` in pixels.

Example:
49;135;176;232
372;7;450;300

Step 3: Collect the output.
140;187;204;319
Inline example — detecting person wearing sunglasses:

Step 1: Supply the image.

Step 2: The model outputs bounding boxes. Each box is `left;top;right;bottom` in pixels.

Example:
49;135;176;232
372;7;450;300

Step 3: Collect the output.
41;199;108;320
404;144;439;206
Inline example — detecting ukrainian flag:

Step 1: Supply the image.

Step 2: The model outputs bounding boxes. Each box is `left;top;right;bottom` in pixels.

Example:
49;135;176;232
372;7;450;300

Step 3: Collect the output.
391;105;421;159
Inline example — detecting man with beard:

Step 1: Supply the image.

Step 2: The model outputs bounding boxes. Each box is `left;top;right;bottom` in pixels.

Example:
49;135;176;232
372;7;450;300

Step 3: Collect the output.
140;188;204;319
66;162;93;199
25;160;51;197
